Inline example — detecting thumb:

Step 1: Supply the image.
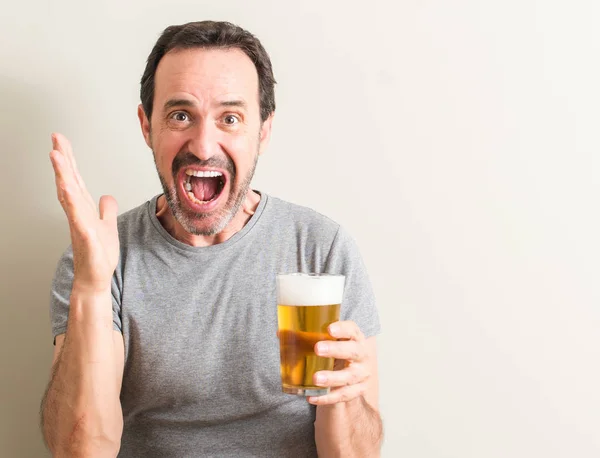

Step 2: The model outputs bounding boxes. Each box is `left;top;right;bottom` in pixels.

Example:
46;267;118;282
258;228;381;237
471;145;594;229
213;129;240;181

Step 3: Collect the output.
99;195;118;222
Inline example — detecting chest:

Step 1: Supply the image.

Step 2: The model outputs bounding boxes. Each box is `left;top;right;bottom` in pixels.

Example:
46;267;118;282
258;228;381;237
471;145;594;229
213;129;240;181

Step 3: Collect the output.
118;253;285;421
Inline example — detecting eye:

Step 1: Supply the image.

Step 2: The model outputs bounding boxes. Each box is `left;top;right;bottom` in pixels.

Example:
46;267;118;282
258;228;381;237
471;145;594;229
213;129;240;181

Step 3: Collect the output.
223;114;240;125
170;111;190;122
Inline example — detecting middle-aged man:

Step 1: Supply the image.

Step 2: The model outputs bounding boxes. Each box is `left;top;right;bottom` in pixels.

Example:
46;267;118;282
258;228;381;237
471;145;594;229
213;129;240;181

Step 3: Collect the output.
41;20;382;457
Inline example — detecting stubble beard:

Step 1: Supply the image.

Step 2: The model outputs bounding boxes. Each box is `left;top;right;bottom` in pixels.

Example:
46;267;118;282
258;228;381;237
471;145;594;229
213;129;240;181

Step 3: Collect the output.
154;150;258;237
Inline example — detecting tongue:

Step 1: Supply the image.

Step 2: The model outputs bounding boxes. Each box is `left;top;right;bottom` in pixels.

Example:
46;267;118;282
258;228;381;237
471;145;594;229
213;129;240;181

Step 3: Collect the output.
190;176;220;202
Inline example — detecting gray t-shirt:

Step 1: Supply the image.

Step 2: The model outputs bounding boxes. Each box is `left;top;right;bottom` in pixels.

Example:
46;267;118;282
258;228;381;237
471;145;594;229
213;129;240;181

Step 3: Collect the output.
50;192;380;458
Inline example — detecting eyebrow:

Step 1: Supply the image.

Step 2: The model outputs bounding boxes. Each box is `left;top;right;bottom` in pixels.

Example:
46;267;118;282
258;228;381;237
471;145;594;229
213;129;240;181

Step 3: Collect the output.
218;99;248;110
162;98;248;112
163;98;195;112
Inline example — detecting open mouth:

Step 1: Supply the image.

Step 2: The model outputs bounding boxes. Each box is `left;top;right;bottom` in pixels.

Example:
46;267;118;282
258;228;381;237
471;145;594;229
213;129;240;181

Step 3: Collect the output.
182;168;227;206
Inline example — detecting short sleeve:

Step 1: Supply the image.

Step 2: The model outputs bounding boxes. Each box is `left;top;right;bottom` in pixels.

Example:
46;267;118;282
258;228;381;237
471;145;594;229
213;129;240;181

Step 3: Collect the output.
50;246;122;344
323;226;381;338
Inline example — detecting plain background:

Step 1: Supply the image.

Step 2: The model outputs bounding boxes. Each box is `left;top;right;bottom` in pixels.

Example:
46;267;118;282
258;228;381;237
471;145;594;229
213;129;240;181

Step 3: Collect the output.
1;0;599;456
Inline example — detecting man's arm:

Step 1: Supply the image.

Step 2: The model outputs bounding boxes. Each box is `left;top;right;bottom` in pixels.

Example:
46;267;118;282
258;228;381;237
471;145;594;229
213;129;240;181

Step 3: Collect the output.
42;132;124;456
312;332;383;457
41;290;125;456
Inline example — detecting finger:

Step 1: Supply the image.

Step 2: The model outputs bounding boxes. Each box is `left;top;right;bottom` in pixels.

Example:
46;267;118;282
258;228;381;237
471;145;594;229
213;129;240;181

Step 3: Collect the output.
53;132;76;176
313;365;368;388
50;146;76;188
51;132;63;155
99;195;118;222
50;138;80;204
328;321;365;341
50;150;87;206
52;132;95;208
50;151;93;227
50;150;77;202
58;180;92;231
50;151;67;206
53;132;88;193
315;339;366;362
62;133;83;188
51;133;72;176
307;383;366;405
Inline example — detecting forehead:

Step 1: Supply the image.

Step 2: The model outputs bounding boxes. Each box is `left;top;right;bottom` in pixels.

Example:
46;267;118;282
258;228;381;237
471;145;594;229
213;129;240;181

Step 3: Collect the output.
154;47;259;108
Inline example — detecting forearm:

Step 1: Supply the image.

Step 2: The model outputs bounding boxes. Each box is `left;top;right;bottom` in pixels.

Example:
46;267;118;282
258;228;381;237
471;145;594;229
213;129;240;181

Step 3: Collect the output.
314;396;383;458
41;287;123;456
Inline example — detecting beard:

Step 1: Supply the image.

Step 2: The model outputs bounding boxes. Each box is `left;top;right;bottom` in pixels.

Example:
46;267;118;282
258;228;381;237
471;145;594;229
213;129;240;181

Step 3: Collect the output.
154;149;259;236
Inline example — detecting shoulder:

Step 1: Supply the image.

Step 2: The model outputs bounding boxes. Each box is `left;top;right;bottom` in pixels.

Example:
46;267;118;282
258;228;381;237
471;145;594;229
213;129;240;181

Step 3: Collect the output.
263;196;366;267
112;196;161;252
263;194;341;239
116;198;153;235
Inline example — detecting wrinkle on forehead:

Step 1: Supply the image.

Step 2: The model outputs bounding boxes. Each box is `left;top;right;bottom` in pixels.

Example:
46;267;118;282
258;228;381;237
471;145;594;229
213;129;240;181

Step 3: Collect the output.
154;48;260;111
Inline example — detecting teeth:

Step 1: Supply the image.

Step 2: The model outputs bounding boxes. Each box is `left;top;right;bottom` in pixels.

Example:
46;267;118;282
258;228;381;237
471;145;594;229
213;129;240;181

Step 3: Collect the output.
185;169;223;178
184;182;192;191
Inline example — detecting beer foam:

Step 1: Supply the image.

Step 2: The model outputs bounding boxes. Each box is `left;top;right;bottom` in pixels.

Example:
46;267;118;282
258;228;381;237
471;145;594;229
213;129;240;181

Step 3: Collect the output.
277;274;345;306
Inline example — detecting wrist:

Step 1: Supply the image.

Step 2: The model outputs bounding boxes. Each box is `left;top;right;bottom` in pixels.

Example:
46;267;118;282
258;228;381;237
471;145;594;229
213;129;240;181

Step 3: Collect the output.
72;279;112;297
317;395;363;413
69;283;114;324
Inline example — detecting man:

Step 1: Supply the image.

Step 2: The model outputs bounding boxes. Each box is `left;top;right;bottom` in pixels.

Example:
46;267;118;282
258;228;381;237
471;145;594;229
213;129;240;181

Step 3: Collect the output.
41;21;382;457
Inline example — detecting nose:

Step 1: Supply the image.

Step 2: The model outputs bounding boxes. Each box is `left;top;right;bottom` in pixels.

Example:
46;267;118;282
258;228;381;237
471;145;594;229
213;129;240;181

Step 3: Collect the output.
187;119;219;161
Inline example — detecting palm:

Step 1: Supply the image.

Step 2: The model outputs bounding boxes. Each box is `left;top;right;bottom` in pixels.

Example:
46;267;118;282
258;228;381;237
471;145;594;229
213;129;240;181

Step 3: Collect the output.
50;133;119;292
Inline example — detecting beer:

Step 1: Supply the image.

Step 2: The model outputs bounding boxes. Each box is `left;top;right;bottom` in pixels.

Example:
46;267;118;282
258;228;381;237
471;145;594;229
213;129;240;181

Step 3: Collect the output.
276;274;345;396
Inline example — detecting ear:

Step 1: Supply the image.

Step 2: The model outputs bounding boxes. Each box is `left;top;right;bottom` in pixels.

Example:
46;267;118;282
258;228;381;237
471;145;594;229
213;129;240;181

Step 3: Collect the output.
258;112;275;156
138;104;152;148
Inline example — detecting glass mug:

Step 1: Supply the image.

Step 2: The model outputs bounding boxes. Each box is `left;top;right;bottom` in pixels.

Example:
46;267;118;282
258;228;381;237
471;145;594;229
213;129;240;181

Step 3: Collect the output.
276;273;345;396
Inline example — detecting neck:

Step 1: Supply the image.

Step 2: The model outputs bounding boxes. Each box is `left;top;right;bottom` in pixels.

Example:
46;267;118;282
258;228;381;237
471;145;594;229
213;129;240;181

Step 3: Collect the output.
156;190;261;247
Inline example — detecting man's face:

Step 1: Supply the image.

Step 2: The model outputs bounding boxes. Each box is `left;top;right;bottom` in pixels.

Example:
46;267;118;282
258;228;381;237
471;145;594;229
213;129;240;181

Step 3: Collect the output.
139;47;272;236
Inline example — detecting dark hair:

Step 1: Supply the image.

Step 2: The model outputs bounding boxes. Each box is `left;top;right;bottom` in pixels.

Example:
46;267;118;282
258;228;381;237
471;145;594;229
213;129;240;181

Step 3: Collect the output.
140;21;276;123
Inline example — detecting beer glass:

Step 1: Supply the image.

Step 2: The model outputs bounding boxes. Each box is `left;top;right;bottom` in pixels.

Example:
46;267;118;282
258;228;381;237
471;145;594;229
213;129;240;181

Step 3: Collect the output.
276;273;345;396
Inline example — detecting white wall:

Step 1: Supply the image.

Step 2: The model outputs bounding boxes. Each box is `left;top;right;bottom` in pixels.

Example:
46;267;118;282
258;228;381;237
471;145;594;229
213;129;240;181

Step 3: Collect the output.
1;0;598;456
